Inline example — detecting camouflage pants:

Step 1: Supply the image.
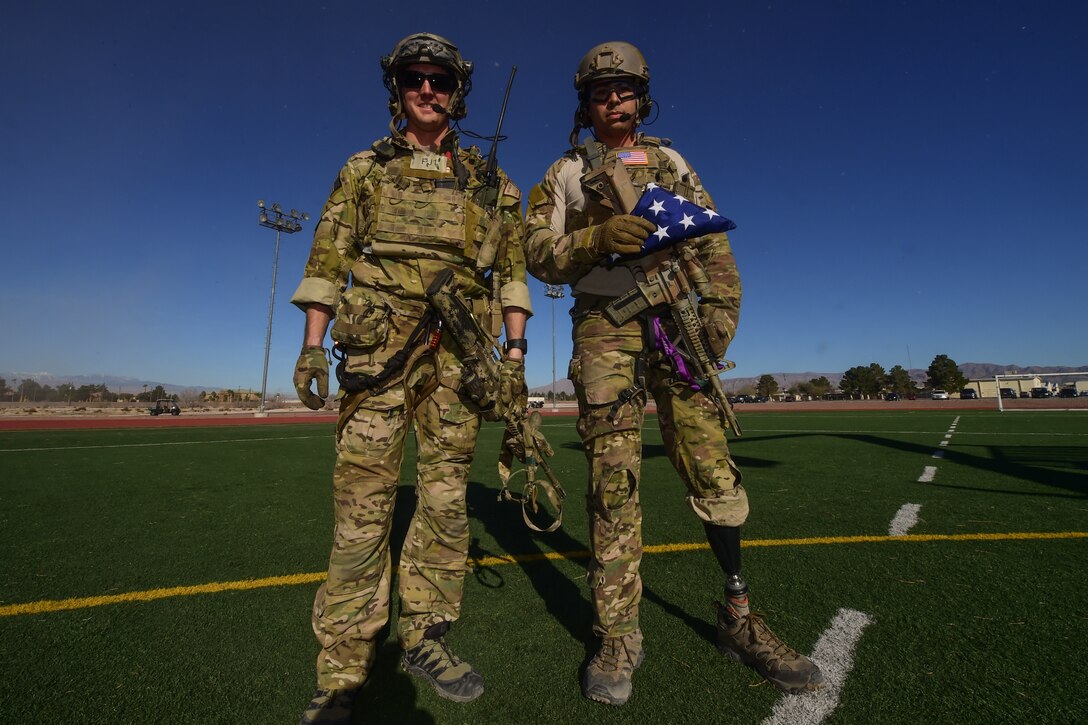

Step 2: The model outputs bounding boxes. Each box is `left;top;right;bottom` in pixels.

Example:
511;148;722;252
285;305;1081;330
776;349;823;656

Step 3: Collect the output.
571;309;749;638
310;338;481;690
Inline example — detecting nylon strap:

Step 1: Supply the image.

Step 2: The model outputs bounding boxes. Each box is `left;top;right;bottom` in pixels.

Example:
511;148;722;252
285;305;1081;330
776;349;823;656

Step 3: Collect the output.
496;411;566;533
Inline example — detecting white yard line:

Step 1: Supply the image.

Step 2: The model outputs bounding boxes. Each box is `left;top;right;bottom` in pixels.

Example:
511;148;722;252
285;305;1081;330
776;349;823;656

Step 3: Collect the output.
762;608;875;725
888;503;922;536
917;466;937;483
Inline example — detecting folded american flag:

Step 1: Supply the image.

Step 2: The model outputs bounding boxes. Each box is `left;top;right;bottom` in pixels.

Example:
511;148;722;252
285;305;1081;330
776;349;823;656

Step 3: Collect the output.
629;182;736;256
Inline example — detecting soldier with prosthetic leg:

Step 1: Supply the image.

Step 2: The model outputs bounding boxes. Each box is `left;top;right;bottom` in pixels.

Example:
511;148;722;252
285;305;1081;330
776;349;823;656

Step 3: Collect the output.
523;41;824;706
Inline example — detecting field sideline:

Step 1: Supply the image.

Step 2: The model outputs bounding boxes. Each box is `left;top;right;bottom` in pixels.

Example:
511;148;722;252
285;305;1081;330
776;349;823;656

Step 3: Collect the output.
2;410;1085;723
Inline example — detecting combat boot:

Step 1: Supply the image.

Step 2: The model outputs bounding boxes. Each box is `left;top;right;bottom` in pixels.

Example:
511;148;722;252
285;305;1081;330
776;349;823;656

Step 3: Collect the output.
715;604;825;693
402;622;484;703
299;688;356;725
582;631;645;706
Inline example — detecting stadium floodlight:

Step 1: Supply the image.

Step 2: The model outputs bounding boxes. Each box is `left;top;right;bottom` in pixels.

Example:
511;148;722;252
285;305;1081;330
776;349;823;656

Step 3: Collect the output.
256;200;309;416
544;284;565;411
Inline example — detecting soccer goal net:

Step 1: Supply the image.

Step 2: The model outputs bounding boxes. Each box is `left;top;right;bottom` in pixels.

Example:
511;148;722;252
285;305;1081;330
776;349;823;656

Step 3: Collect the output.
993;372;1088;411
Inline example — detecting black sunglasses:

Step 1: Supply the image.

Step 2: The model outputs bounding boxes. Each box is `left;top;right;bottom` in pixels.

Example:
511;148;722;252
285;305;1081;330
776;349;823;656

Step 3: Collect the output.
397;70;457;94
588;81;637;104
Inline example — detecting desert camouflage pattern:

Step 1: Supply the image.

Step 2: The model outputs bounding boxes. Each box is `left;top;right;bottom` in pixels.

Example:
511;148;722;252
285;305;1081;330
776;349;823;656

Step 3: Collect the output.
292;132;530;315
294;131;528;690
525;136;747;638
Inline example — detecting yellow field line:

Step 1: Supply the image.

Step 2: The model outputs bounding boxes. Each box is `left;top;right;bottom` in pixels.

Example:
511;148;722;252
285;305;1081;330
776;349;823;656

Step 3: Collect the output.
3;531;1085;618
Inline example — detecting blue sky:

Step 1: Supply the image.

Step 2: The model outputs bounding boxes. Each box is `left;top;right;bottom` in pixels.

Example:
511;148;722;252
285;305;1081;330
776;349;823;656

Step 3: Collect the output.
1;0;1085;393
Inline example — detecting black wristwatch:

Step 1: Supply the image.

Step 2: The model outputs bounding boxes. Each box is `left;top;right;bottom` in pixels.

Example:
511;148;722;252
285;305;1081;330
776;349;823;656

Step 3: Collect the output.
503;338;528;355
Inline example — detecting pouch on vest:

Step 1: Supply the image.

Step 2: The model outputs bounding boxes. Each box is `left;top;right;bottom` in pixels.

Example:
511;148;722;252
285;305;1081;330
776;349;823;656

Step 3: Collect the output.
471;204;502;270
331;286;392;351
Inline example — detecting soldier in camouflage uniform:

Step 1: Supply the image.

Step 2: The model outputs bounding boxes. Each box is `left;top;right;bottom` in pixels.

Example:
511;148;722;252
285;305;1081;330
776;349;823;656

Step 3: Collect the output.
524;41;824;706
291;33;532;722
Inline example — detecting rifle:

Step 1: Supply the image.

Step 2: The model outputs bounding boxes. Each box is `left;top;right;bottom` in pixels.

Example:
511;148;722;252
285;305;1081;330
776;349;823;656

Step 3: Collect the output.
604;250;742;437
426;268;566;532
589;159;743;437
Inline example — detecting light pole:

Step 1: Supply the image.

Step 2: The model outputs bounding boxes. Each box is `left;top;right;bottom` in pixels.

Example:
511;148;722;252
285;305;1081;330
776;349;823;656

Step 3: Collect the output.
256;200;309;416
544;284;565;411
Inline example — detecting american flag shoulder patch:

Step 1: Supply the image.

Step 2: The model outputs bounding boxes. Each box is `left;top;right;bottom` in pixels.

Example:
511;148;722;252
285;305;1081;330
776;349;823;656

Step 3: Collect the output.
617;150;648;165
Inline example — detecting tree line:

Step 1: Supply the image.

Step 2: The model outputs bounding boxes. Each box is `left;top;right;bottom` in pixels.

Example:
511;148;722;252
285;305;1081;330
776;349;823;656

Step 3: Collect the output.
746;354;969;399
0;379;173;403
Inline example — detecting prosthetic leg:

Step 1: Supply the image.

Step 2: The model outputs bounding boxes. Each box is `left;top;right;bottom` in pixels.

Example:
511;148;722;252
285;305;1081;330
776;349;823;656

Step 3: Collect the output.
703;522;826;694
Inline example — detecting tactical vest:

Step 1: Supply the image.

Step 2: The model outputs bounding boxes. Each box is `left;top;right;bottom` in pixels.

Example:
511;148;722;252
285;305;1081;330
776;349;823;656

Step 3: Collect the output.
360;141;501;270
572;137;701;297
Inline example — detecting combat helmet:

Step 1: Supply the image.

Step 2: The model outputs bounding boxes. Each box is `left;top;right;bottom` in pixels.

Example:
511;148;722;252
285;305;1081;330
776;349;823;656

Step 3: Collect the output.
570;41;652;146
381;32;474;124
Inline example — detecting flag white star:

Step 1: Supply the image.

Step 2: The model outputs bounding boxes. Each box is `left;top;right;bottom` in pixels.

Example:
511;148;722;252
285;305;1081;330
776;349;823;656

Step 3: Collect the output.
648;199;666;216
702;208;719;219
653;225;670;240
645;182;658;190
673;194;687;204
679;213;695;229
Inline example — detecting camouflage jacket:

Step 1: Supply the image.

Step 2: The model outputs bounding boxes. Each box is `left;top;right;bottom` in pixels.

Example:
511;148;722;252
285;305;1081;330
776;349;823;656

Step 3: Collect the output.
524;135;740;334
291;132;531;317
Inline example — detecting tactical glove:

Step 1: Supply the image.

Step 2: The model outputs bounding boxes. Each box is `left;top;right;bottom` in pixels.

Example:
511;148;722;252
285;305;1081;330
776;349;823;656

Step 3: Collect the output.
294;346;329;410
590;215;657;256
702;306;735;360
496;357;528;420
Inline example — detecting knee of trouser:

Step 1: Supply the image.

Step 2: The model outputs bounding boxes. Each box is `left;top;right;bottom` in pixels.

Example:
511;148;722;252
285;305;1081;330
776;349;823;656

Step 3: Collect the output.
587;465;640;521
688;484;749;527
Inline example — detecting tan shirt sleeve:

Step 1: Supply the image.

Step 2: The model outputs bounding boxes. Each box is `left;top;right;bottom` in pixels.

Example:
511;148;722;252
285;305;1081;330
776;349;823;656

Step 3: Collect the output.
290;154;372;311
494;176;533;314
523;156;605;284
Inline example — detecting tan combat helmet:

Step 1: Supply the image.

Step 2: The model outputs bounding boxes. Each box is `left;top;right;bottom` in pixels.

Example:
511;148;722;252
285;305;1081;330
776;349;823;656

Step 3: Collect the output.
574;41;650;90
570;41;652;146
381;32;474;124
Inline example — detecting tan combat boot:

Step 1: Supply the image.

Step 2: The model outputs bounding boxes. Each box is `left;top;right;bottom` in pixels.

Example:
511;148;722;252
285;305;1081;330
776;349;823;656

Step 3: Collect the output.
402;633;485;703
299;688;356;725
716;604;826;693
582;631;645;706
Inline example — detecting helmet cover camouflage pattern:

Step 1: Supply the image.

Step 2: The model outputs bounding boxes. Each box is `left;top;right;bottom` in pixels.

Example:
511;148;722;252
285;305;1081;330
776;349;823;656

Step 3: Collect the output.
381;32;474;120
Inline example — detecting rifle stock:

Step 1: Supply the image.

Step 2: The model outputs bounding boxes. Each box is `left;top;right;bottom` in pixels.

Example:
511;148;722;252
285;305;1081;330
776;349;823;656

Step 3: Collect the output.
425;269;500;415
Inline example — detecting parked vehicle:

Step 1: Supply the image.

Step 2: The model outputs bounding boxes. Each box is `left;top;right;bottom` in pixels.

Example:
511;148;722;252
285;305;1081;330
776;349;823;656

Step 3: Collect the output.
884;392;900;401
1030;387;1052;399
1057;387;1078;399
931;390;949;400
1019;391;1031;398
149;399;181;416
999;387;1018;399
960;388;978;400
527;396;546;408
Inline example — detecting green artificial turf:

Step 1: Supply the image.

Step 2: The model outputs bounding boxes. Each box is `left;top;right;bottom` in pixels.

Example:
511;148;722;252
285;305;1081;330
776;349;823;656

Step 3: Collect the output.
1;411;1085;723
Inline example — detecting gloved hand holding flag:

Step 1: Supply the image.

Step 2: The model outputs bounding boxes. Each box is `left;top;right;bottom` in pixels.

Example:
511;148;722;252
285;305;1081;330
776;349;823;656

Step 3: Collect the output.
620;182;736;259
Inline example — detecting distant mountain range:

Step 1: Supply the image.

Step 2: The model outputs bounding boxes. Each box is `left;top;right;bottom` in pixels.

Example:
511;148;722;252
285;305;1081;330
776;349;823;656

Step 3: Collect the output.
0;371;217;396
529;362;1088;396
